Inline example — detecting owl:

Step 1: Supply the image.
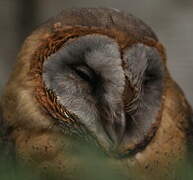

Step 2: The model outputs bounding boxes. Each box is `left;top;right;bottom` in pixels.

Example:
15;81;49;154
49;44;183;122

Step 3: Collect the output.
0;8;193;180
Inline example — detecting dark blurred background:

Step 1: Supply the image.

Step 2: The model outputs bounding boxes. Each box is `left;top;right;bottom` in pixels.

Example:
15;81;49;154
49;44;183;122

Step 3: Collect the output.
0;0;193;106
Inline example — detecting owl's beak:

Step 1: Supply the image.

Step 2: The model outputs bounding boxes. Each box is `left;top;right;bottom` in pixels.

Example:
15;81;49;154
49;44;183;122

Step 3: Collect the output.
103;111;126;148
90;108;126;154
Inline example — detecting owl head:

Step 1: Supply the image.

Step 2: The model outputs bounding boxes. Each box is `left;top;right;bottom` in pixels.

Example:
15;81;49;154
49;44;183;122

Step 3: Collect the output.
0;8;168;158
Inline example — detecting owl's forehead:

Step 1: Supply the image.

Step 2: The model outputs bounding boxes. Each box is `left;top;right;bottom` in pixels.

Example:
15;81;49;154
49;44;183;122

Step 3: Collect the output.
48;8;158;41
35;26;166;63
31;8;166;63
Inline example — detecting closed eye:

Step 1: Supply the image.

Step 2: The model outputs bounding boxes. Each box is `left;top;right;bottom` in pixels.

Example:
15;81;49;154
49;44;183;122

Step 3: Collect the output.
73;65;94;82
143;60;164;87
143;72;157;86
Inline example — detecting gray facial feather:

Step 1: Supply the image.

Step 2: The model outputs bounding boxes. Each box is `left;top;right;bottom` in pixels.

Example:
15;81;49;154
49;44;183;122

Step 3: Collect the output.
122;44;164;145
43;34;125;149
123;44;148;89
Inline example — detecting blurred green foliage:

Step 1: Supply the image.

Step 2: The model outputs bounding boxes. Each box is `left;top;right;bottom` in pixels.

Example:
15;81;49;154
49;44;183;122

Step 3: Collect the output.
1;140;193;180
0;141;127;180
